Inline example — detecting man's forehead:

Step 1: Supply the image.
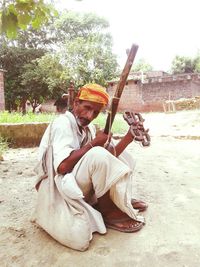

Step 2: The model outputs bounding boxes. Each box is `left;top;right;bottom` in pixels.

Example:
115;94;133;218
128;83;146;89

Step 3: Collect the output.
80;100;104;110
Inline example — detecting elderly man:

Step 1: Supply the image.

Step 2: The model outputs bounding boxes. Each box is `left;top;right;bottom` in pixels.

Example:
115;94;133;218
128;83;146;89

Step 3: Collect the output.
34;83;147;251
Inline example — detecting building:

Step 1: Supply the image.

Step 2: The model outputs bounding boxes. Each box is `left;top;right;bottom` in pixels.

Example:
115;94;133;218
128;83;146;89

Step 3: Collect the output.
107;72;200;112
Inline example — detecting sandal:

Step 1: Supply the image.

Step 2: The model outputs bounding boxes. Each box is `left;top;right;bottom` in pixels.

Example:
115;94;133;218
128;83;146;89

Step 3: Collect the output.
104;217;144;233
131;199;148;212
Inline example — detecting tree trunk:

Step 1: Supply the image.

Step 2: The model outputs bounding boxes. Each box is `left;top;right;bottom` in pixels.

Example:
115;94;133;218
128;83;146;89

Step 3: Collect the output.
21;97;27;115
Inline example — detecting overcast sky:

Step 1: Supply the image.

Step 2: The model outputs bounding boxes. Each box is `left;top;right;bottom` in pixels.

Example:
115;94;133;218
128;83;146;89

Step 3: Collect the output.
56;0;200;72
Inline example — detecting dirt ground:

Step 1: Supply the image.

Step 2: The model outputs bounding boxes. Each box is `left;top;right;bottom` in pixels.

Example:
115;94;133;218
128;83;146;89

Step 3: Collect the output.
0;110;200;267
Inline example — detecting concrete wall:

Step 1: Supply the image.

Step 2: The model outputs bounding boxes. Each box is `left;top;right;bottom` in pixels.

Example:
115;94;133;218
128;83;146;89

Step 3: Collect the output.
0;70;5;111
0;122;49;148
0;122;101;148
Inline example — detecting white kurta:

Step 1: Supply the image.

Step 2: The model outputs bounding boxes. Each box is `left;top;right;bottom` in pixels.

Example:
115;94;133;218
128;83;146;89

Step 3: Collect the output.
34;111;144;251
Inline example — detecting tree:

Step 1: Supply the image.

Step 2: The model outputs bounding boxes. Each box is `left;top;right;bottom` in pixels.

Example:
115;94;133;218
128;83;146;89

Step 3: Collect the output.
20;53;69;112
20;11;118;105
0;0;56;38
55;10;110;42
193;51;200;73
56;11;118;87
0;0;84;38
1;10;118;111
0;15;57;112
2;20;57;50
171;55;195;74
0;46;46;111
132;58;153;73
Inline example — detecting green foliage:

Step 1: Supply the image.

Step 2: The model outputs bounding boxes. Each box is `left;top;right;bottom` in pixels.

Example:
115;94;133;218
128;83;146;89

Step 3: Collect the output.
170;52;200;74
0;111;128;134
57;11;118;87
132;58;153;73
20;53;68;104
0;111;55;123
1;9;118;111
193;51;200;73
0;15;60;111
61;36;117;87
0;0;57;38
93;113;128;134
0;46;46;111
3;18;58;49
171;55;195;74
55;11;110;41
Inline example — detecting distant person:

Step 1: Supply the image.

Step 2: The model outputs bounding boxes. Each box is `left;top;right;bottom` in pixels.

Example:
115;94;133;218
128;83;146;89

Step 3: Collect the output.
35;104;42;114
25;101;32;113
54;93;69;113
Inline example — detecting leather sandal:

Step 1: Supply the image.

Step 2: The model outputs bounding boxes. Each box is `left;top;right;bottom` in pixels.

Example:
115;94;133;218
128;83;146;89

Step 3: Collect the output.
104;217;144;233
131;199;148;212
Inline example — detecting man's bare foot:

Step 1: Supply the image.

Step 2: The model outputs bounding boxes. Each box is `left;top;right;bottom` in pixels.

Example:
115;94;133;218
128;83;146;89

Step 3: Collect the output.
131;199;148;212
97;191;144;233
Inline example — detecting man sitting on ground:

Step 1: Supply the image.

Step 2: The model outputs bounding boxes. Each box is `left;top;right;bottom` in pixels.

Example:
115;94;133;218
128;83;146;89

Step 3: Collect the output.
35;83;147;251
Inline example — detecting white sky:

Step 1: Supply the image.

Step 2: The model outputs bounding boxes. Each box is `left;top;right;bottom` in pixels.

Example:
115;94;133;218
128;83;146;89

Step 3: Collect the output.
55;0;200;72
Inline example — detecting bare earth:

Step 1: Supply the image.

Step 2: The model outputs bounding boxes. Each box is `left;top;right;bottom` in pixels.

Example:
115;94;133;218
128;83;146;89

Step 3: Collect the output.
0;110;200;267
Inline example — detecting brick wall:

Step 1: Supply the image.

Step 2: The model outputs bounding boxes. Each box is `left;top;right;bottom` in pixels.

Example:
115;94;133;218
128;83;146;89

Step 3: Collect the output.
0;70;5;111
107;80;143;111
107;73;200;112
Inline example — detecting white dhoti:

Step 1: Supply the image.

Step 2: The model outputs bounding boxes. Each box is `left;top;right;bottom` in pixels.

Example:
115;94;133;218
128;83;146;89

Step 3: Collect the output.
72;146;141;220
34;113;144;251
58;147;144;250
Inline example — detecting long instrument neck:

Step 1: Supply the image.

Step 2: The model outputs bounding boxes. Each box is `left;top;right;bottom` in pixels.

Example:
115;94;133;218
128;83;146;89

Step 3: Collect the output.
104;44;139;134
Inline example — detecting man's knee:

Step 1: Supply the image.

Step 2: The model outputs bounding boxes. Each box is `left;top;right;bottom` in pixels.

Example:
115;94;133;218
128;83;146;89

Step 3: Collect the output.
87;146;111;160
83;146;114;168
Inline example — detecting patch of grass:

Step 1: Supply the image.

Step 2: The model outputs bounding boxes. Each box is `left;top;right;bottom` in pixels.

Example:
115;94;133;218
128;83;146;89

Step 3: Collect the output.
94;112;128;134
0;111;56;123
0;111;129;134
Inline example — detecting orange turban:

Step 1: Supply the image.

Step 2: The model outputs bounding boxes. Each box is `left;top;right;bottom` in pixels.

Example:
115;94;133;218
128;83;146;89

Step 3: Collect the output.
77;83;109;106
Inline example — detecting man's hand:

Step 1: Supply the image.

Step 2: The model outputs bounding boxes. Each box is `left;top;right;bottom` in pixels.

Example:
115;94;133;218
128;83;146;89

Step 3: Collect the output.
91;130;111;147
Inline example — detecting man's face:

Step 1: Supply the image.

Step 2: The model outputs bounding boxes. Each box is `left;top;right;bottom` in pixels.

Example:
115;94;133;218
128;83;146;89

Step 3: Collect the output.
73;100;104;127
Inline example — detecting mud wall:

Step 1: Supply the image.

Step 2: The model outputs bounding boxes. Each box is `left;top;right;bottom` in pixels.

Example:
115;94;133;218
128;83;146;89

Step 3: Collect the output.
0;123;49;148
